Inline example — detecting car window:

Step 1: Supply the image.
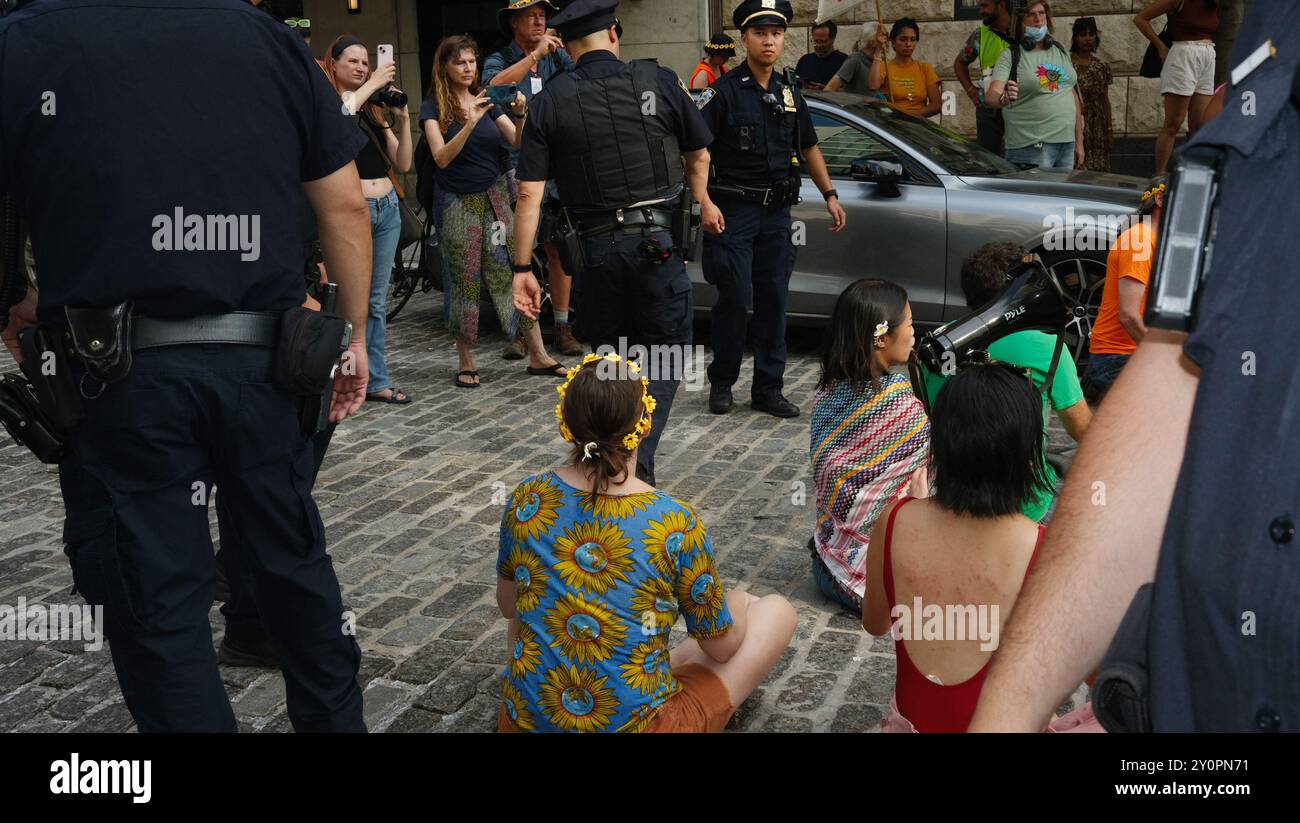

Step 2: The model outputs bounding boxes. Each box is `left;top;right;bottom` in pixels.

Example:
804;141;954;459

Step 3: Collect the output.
810;112;899;177
842;102;1019;176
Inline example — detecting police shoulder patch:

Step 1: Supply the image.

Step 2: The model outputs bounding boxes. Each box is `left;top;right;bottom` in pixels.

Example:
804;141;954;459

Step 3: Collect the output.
696;87;717;109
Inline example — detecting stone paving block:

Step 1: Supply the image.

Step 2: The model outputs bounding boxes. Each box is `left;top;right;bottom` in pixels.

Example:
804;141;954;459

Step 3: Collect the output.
359;596;423;630
386;705;443;733
830;703;885;733
37;654;104;689
439;604;504;642
777;671;838;714
421;582;491;619
234;676;287;718
0;687;59;732
760;713;816;733
66;701;136;733
415;663;500;714
0;649;63;691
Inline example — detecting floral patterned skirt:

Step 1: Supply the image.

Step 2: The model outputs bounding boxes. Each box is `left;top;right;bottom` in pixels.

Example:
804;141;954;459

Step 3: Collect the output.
432;175;532;346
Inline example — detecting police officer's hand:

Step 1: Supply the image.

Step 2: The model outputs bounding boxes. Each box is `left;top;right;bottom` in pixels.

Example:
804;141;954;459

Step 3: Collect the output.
701;200;725;235
2;289;37;366
330;339;369;423
826;197;846;233
514;271;542;320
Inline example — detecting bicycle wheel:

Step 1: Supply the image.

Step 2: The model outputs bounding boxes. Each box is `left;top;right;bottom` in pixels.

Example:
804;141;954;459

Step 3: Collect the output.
387;264;417;322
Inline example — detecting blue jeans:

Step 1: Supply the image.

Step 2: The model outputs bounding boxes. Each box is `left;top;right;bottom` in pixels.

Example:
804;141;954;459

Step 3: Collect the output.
809;539;861;614
366;189;403;394
1005;140;1075;170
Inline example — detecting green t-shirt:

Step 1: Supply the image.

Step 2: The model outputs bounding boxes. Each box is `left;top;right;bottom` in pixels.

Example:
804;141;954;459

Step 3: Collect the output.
919;330;1083;521
991;40;1077;149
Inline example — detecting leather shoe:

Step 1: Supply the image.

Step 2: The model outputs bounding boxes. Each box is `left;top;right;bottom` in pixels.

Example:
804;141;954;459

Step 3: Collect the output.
751;394;800;418
708;384;733;414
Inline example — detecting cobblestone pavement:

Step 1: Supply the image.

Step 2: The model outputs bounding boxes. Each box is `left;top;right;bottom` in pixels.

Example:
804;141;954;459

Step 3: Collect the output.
0;298;1083;733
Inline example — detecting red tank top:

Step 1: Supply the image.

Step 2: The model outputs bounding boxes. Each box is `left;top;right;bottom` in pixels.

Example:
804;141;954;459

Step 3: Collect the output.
1169;0;1219;41
882;497;1044;733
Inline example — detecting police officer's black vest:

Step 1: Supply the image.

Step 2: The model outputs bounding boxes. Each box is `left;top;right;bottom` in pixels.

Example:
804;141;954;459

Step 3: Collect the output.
545;59;683;212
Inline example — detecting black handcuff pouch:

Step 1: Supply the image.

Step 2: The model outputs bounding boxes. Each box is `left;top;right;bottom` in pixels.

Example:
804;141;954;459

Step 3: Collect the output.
65;301;133;384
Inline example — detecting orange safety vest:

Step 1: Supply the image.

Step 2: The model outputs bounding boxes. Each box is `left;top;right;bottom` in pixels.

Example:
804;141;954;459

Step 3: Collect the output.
690;60;724;87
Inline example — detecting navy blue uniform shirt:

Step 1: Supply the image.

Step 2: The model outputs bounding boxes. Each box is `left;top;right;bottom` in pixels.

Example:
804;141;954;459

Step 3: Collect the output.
699;60;817;187
0;0;366;323
1146;0;1300;731
516;49;712;183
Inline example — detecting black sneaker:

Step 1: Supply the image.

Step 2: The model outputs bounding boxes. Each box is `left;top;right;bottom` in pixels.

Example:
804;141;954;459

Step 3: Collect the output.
218;635;281;669
708;384;733;415
751;394;800;418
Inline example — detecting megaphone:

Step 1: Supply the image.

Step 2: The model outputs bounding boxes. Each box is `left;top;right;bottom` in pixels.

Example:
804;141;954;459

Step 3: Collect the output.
915;255;1071;375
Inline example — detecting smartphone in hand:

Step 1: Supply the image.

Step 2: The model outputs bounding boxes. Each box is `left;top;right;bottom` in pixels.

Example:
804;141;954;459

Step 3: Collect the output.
486;83;518;106
377;44;394;68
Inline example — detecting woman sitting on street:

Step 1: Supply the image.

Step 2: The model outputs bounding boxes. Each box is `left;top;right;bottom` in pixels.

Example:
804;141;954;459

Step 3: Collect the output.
809;279;930;614
496;353;796;732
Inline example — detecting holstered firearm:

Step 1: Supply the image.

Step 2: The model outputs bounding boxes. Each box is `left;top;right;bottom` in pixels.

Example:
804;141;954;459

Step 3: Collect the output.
551;207;586;276
298;282;340;438
672;188;702;262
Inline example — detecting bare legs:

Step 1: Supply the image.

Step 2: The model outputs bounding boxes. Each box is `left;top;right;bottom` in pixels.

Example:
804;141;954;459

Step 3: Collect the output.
669;589;797;710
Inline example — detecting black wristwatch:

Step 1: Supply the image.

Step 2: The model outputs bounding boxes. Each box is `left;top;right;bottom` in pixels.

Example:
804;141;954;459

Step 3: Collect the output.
822;188;839;202
511;262;533;273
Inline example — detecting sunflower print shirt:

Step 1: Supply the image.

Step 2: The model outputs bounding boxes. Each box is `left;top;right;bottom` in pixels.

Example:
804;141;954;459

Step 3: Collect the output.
497;471;734;733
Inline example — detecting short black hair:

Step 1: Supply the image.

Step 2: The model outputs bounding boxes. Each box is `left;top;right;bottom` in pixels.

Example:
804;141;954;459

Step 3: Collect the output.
930;364;1053;518
812;19;838;38
960;241;1027;309
1070;16;1100;53
818;278;908;391
890;17;920;41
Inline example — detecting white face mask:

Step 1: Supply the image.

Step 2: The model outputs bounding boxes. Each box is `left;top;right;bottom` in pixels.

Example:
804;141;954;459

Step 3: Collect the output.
1024;24;1048;43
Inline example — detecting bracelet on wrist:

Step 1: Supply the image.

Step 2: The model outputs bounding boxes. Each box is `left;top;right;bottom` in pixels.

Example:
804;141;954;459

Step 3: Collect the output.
511;262;533;273
822;188;839;202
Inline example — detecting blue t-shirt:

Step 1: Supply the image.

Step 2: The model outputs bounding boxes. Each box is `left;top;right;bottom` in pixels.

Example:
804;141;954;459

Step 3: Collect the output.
497;471;734;733
795;50;847;87
418;97;506;195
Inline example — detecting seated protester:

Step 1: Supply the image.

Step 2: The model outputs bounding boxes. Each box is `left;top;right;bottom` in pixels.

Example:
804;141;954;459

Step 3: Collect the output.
867;17;943;117
917;242;1091;522
795;19;847;91
496;354;796;732
862;364;1055;733
810;280;930;613
1083;176;1165;403
690;33;735;89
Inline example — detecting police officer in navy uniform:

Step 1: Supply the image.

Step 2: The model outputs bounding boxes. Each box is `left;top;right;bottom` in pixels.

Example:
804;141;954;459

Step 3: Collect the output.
0;0;374;731
511;0;723;486
700;0;846;418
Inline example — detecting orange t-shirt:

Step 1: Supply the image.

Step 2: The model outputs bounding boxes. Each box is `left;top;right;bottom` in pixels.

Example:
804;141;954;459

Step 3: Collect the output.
882;59;940;115
1090;221;1156;356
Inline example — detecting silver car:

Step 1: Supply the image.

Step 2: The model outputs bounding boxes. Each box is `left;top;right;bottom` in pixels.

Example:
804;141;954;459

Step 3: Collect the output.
689;93;1147;362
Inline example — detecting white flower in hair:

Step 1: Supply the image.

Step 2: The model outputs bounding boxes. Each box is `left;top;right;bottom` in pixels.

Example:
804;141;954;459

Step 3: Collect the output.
873;321;890;339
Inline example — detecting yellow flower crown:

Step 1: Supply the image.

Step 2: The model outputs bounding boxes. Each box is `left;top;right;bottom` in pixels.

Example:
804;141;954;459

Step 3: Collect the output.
555;353;656;454
1141;183;1166;202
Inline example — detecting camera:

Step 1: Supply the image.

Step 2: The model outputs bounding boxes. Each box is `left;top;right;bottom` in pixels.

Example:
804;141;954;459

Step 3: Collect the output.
370;85;408;109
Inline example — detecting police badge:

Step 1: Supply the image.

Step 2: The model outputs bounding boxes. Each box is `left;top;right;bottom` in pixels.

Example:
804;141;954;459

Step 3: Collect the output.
781;86;796;112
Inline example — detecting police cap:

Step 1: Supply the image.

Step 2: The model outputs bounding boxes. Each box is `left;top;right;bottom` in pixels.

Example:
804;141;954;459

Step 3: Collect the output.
549;0;619;41
732;0;793;31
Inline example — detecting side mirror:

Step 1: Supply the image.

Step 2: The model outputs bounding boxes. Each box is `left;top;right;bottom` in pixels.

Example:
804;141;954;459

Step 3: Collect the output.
850;158;904;197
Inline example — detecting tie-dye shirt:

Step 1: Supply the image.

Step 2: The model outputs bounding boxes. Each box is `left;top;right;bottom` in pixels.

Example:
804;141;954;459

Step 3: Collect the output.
497;471;733;733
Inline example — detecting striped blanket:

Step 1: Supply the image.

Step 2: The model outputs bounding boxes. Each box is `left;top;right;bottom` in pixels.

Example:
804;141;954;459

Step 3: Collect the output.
809;372;930;598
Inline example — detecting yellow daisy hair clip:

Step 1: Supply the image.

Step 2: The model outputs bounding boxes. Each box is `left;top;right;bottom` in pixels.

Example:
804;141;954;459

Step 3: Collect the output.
555;353;655;452
1141;183;1166;202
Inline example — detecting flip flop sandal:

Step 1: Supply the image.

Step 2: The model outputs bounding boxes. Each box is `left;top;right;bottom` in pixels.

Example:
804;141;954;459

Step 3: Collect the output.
366;388;413;404
525;362;567;378
454;370;481;389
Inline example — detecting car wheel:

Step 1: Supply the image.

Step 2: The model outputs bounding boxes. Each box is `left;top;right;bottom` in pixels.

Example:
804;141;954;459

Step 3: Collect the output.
1040;250;1107;369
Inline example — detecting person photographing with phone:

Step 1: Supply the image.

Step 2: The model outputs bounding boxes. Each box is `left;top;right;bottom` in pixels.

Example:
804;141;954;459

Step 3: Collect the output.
325;35;414;404
422;35;565;389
